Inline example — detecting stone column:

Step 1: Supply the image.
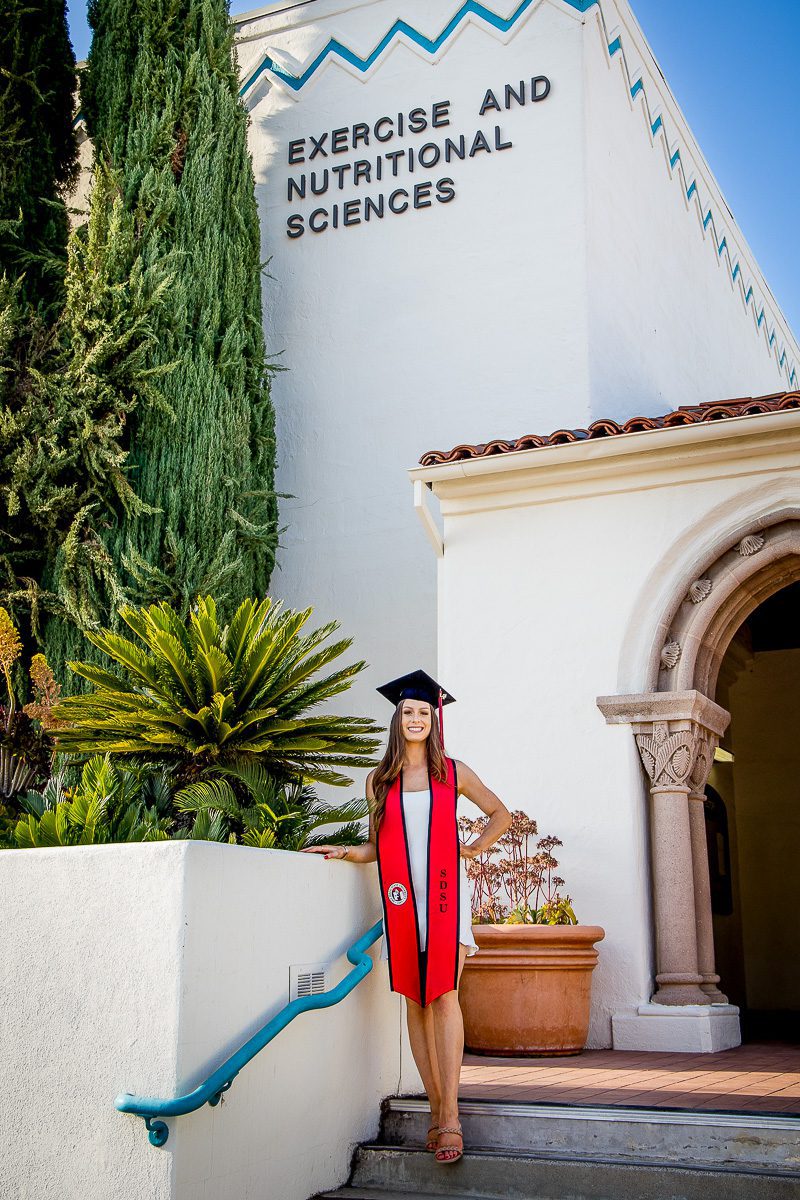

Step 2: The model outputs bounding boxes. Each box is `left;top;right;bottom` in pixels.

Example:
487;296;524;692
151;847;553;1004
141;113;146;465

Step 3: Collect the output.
635;720;709;1005
597;691;731;1009
687;730;728;1003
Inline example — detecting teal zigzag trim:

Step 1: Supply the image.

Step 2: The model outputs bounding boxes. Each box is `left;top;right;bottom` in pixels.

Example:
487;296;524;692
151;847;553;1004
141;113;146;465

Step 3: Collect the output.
239;0;597;96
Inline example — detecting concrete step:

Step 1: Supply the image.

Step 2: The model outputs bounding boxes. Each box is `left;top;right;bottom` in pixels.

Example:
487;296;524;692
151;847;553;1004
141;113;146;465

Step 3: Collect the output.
315;1192;456;1199
381;1097;800;1174
313;1099;800;1200
347;1144;800;1200
315;1191;497;1200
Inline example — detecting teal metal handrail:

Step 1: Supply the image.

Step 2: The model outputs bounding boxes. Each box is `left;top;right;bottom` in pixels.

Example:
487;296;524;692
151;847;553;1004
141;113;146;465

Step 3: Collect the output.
116;918;383;1146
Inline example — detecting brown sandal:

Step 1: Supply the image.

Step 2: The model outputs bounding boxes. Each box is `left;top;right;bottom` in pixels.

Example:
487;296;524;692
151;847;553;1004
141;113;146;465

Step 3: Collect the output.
435;1125;463;1164
425;1124;439;1151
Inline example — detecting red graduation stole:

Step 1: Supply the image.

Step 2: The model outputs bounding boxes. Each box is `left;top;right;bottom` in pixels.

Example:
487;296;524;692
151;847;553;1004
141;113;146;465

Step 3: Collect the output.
376;758;460;1007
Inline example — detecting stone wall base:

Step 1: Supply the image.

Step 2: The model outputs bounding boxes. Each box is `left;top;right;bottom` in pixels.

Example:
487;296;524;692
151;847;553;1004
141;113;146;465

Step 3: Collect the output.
612;1004;741;1053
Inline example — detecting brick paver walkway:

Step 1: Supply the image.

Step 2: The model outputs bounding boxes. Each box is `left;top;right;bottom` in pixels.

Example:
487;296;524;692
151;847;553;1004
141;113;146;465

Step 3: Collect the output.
459;1044;800;1115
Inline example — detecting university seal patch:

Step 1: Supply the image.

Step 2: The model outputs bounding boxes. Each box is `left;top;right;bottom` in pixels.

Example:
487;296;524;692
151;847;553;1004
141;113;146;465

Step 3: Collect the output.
387;883;408;906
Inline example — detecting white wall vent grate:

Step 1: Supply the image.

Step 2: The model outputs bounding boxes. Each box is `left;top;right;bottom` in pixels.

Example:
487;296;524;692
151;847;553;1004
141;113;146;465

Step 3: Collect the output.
289;962;331;1002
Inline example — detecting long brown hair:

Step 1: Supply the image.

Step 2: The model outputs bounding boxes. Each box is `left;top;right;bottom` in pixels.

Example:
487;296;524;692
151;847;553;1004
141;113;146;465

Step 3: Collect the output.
371;701;448;831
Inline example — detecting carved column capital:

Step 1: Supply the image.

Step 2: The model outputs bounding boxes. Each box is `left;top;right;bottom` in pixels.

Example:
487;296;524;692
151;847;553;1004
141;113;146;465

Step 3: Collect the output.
633;719;718;792
687;727;719;797
635;720;696;789
597;690;729;793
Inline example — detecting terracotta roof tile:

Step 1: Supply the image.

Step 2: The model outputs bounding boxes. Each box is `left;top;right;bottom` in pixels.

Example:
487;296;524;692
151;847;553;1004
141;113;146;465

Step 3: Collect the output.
419;392;800;467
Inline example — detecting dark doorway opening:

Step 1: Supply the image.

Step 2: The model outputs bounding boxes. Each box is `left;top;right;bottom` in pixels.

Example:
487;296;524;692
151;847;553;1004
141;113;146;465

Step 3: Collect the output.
709;580;800;1043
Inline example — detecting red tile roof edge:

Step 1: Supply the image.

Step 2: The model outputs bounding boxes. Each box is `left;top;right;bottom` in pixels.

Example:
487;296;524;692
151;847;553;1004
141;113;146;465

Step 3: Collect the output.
419;392;800;467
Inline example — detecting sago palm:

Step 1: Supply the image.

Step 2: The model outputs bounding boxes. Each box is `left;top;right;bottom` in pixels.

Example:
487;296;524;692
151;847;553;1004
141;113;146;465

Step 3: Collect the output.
53;596;382;786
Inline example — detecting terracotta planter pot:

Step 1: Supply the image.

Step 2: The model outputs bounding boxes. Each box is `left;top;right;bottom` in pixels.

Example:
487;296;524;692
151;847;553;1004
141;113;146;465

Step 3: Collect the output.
459;924;605;1056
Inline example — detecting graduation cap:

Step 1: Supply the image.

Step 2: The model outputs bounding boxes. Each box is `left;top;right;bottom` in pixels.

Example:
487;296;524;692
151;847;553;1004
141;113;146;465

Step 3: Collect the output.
377;669;455;737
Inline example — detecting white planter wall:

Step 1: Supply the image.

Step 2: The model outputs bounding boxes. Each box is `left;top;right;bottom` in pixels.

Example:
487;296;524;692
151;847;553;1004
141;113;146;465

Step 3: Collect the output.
1;844;181;1200
0;842;412;1200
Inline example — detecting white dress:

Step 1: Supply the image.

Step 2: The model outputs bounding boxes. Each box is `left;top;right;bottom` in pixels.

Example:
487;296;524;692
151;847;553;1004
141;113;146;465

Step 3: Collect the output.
380;786;479;961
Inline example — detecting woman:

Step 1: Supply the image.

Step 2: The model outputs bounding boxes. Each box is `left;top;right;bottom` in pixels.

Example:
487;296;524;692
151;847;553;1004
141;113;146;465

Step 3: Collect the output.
302;670;511;1165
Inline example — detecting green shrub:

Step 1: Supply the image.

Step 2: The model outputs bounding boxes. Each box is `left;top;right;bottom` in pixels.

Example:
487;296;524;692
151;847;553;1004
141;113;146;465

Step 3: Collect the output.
13;754;175;846
9;753;370;851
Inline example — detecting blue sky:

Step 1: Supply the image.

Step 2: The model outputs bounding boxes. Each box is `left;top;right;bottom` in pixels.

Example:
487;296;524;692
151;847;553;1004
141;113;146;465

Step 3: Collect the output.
66;0;800;340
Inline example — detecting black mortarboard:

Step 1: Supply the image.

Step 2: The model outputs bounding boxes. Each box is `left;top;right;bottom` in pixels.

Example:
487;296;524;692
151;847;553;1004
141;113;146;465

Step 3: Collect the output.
377;669;455;735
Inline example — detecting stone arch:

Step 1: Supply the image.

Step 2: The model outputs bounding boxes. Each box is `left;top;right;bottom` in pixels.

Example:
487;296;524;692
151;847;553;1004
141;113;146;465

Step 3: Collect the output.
616;477;800;696
649;511;800;698
599;503;800;1032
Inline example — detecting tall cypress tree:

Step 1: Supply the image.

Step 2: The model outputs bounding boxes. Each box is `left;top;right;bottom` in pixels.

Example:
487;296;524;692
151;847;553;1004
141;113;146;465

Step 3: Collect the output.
0;0;83;660
70;0;277;637
3;163;179;651
0;0;78;316
0;0;173;670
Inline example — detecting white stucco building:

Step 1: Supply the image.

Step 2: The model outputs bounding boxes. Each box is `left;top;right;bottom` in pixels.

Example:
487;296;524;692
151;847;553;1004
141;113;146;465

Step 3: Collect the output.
232;0;800;1053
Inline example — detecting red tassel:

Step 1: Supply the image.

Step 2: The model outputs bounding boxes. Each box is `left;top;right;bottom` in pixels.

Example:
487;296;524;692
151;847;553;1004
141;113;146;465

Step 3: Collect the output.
438;689;444;740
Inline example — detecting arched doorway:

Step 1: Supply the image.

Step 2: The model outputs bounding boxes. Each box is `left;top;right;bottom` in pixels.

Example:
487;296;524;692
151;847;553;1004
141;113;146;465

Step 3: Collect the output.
599;514;800;1040
710;580;800;1040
